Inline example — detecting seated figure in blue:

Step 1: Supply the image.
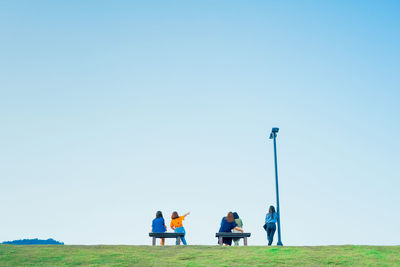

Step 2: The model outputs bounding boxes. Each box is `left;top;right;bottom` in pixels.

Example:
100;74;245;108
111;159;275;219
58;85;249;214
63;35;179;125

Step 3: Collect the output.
152;211;167;246
218;212;243;246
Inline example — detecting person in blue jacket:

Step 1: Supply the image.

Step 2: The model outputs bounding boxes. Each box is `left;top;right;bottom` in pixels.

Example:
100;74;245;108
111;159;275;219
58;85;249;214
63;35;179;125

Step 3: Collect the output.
265;205;278;246
152;211;167;246
218;212;243;246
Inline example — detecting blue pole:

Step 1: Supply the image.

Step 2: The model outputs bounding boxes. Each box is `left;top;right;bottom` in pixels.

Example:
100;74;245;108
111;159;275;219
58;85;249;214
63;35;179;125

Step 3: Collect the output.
273;132;283;246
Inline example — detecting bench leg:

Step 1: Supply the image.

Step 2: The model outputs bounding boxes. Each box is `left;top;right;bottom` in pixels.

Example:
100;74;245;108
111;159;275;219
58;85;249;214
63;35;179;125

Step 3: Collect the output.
219;237;223;246
177;237;181;245
244;237;248;246
152;237;156;246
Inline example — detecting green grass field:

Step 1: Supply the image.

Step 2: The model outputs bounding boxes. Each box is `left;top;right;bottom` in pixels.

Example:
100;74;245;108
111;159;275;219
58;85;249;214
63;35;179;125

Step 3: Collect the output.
1;245;399;266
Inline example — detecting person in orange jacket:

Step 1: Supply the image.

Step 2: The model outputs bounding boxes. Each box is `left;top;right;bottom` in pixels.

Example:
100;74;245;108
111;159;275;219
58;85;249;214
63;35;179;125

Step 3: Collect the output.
170;211;190;245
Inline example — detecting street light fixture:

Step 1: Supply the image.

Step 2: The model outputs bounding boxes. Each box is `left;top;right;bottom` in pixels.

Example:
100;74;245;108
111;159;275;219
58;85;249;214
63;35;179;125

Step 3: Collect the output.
269;127;283;246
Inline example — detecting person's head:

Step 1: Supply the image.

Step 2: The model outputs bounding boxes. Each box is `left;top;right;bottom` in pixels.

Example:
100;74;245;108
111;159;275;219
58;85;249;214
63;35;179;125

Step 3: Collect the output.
226;212;234;223
171;211;179;219
233;212;239;219
269;205;276;219
269;206;276;214
156;211;163;218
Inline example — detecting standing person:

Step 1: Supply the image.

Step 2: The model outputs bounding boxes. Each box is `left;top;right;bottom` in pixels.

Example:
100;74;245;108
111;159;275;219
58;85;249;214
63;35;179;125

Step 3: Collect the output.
232;212;243;246
151;211;167;246
265;205;278;246
170;211;190;245
218;212;243;246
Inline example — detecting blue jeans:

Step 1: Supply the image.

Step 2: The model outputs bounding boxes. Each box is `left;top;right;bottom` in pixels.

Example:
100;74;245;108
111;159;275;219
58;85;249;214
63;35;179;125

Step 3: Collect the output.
174;226;187;245
266;223;276;246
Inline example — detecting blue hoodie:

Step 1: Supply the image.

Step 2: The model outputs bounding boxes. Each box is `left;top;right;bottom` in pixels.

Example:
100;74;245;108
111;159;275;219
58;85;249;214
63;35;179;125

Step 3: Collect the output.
265;212;278;224
152;217;167;233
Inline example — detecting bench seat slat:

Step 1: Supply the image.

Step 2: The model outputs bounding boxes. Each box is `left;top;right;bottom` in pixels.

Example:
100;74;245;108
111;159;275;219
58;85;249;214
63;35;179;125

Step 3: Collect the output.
149;233;185;238
215;233;251;238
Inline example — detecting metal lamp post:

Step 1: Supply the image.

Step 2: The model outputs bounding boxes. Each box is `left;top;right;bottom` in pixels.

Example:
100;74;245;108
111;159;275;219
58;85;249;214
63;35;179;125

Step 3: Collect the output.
269;127;283;246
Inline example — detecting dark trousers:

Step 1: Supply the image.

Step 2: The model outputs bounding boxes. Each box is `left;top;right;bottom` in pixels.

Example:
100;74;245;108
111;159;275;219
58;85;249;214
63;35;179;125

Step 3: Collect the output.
266;223;276;246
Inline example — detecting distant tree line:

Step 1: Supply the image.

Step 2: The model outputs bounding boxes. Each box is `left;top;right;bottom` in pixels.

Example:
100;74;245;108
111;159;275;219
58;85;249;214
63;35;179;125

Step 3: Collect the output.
2;238;64;245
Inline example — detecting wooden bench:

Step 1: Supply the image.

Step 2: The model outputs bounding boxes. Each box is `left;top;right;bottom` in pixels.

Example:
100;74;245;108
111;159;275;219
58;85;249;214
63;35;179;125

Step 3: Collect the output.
149;232;185;246
215;232;251;246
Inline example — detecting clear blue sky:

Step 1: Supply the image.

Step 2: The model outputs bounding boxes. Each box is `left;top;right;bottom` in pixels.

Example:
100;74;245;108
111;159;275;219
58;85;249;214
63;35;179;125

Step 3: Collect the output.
1;0;399;246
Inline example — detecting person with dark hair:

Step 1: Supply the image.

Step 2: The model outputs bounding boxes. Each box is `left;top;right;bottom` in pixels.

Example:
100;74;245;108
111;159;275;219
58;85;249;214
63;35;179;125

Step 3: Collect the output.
265;205;278;246
218;212;243;246
232;212;243;246
170;211;190;245
151;211;167;246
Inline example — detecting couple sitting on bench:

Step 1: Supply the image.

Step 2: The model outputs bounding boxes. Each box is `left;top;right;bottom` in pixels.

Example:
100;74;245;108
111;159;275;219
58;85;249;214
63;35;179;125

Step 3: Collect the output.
150;210;190;246
217;211;249;246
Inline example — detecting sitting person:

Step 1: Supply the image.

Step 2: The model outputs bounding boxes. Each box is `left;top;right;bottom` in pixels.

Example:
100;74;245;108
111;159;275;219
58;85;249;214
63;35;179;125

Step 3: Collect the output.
151;211;167;246
218;212;243;246
170;211;190;245
232;212;243;246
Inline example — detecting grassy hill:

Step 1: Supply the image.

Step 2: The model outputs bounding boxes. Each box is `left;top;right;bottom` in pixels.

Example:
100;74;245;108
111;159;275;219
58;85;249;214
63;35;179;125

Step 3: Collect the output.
1;245;399;266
